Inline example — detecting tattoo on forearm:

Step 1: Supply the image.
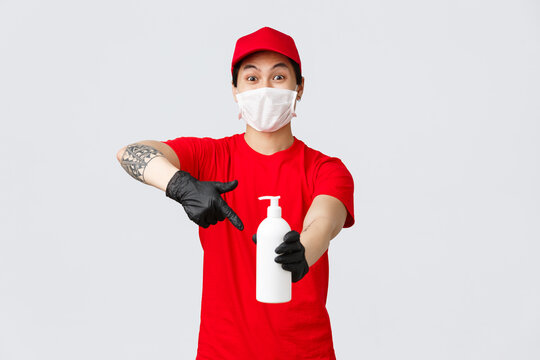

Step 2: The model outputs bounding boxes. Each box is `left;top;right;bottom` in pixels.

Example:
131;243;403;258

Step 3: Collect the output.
302;221;313;234
120;143;164;183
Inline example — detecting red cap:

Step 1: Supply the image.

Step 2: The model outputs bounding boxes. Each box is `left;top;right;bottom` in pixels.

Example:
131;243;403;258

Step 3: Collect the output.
231;27;301;75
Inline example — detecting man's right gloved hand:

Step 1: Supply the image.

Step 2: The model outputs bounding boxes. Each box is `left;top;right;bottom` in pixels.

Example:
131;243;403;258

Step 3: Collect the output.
165;170;244;231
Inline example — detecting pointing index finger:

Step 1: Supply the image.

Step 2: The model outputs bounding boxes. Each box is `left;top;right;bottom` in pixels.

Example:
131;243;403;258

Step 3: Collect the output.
218;198;244;231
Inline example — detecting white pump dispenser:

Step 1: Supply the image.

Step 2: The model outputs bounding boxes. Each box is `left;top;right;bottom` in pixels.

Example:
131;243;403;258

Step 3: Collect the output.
256;195;292;303
261;196;282;217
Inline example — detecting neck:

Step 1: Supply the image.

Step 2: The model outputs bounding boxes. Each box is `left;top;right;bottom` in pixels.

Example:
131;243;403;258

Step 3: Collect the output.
244;123;294;155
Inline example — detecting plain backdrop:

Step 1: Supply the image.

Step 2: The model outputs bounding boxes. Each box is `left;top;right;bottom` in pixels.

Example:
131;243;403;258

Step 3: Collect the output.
1;0;539;359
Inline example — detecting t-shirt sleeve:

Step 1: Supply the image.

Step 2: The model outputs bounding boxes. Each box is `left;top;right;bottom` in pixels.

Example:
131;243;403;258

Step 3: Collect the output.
313;157;355;228
160;136;217;180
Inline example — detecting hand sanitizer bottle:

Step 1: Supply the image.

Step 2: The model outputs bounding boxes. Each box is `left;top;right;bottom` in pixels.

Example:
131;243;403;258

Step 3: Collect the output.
256;196;292;303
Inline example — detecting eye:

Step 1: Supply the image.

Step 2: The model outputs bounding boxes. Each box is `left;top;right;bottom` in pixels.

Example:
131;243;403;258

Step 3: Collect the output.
247;76;257;81
273;75;284;80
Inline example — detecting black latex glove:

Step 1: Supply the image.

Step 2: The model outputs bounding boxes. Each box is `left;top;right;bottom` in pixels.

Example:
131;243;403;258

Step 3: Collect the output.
165;170;244;230
252;230;309;283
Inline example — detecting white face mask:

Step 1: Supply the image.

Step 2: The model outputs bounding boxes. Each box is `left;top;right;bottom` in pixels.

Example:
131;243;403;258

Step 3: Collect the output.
236;87;298;133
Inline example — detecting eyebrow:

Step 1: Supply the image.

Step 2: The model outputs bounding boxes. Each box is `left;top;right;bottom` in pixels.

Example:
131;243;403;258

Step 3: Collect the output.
242;62;290;71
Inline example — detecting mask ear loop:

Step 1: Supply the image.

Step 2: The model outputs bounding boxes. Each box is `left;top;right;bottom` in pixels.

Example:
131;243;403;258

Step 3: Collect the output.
292;85;299;118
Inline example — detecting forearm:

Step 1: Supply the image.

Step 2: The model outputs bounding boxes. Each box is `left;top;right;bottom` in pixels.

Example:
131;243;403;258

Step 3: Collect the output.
299;217;341;267
117;143;179;191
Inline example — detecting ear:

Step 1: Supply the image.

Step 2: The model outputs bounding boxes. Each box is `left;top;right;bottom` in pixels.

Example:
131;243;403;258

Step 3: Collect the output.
296;76;305;101
232;84;238;103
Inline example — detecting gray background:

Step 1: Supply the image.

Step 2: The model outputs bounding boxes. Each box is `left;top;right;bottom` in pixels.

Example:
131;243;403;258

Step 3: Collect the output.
1;0;539;359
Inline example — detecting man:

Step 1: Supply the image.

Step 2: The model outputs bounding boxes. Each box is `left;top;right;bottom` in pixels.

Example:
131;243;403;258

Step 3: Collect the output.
116;26;355;360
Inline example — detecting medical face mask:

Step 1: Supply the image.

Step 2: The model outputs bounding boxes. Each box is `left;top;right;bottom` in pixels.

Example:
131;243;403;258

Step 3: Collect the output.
236;87;298;133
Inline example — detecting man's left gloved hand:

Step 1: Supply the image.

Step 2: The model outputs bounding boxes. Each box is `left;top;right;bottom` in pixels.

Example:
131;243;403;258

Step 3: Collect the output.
252;230;309;283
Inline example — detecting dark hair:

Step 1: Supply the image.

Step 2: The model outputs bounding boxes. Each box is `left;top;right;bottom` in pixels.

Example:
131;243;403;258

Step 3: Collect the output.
232;54;302;87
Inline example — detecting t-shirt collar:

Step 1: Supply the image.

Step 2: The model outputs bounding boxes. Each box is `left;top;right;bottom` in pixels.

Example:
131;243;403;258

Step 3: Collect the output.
238;132;300;159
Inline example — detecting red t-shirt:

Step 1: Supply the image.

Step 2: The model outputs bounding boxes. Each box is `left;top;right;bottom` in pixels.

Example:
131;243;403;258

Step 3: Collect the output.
161;133;355;359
